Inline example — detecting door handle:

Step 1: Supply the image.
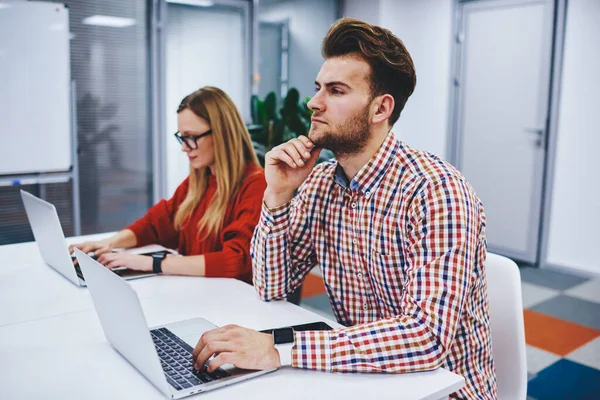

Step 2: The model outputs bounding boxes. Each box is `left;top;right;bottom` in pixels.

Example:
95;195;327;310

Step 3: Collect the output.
524;127;544;147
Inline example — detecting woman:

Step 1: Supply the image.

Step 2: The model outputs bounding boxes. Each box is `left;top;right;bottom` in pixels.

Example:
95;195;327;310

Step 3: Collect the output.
70;87;266;283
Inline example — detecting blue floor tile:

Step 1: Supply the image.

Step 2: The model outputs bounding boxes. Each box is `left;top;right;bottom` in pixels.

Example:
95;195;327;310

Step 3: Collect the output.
520;267;588;291
531;295;600;330
527;359;600;399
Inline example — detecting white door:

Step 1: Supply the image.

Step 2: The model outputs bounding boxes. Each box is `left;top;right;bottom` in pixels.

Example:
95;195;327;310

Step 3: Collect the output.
453;0;554;263
165;2;249;196
259;22;282;99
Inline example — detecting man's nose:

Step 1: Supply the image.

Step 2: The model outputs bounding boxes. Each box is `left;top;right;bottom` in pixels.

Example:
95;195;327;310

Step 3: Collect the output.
307;91;324;112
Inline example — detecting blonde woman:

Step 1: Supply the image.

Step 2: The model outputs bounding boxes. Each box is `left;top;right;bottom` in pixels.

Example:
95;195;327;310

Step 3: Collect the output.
70;87;266;283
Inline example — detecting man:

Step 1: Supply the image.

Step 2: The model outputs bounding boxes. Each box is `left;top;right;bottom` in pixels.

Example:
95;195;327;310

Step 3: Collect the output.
192;17;497;399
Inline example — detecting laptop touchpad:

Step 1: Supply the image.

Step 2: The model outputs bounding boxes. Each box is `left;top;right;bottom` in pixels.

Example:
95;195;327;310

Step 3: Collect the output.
166;317;218;347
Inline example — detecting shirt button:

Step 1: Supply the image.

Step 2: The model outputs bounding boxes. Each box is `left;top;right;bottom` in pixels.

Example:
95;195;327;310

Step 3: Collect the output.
365;191;371;197
351;203;357;209
352;239;358;245
357;272;363;278
363;303;369;310
266;222;272;228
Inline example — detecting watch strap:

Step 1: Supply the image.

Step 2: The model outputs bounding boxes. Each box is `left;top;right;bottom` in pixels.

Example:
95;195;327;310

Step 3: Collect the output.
152;253;165;274
275;342;294;367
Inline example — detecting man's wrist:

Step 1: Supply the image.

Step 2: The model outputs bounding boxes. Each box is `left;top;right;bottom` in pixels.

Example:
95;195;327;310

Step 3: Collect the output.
264;188;294;210
272;327;295;367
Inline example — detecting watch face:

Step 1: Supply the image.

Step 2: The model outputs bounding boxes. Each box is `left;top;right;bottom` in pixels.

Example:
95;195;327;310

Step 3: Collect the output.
273;327;294;344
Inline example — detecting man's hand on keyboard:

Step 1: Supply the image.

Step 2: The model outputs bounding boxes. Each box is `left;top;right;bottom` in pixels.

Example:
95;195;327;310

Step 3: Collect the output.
191;325;280;372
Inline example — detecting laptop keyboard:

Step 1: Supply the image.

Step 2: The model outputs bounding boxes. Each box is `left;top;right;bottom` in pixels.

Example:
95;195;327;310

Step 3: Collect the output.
74;264;85;280
151;327;230;391
72;251;164;281
73;260;125;281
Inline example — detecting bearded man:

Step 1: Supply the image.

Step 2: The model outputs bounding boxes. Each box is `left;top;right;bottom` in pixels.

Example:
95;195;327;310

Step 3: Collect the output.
192;17;497;400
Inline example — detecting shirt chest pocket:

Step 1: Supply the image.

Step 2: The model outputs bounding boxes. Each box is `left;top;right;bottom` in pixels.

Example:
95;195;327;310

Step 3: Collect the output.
364;249;406;312
364;222;403;257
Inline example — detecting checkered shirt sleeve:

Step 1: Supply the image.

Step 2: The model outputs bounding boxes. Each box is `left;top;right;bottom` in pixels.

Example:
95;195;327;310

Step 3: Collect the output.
251;190;317;301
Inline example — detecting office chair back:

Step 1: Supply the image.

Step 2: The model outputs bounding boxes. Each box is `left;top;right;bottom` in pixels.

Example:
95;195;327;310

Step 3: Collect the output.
485;253;528;399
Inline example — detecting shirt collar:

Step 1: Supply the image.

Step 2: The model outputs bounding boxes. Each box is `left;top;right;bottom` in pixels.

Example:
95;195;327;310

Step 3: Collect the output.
332;132;398;196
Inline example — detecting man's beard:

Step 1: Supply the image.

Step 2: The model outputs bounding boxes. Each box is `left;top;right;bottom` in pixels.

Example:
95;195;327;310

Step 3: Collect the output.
309;104;371;158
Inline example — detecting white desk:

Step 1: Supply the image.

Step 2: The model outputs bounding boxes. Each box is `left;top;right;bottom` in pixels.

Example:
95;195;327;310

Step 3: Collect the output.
0;236;464;399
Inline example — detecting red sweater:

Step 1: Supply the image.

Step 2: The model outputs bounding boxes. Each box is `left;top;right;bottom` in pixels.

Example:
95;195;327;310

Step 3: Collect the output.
127;164;266;283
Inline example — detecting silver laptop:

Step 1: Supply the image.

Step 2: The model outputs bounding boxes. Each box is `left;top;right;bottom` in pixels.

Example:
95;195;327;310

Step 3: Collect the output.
75;249;276;398
20;190;157;286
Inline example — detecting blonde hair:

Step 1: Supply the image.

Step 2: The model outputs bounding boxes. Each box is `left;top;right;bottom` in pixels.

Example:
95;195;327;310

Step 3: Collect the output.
174;87;260;240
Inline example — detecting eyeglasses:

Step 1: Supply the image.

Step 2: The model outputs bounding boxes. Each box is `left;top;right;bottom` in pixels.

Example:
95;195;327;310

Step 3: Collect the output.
173;130;212;150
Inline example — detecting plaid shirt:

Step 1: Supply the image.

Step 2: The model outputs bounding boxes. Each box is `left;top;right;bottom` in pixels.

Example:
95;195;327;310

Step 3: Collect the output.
251;133;497;399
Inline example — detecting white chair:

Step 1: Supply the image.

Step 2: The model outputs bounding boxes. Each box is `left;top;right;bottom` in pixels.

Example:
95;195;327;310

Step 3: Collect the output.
485;253;528;399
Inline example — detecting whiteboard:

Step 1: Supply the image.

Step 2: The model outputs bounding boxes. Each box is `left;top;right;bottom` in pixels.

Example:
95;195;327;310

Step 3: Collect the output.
0;1;71;175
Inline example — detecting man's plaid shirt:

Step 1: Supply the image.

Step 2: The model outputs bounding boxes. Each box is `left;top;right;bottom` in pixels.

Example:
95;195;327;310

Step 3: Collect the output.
251;133;497;399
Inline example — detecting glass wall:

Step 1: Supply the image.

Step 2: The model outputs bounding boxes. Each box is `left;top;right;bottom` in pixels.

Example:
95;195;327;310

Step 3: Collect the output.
0;0;153;245
67;0;153;233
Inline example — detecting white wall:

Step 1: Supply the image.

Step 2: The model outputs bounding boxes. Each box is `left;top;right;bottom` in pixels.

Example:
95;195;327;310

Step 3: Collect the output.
342;0;453;159
342;1;599;275
340;0;380;25
545;0;600;275
259;0;338;102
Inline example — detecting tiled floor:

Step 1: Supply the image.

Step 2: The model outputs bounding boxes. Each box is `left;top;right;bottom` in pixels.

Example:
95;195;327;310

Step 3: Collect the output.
298;266;600;399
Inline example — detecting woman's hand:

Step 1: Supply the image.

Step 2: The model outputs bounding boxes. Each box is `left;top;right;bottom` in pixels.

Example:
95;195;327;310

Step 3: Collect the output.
69;239;114;265
69;238;114;255
96;252;153;272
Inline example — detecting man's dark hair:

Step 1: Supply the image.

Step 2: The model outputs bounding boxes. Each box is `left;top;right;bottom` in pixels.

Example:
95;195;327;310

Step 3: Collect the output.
322;18;417;125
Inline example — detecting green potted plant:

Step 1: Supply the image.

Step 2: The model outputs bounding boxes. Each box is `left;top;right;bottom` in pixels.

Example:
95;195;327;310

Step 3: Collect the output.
248;88;334;166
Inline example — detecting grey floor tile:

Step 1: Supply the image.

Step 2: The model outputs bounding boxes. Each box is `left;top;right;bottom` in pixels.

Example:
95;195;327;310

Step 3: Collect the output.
521;282;560;309
531;294;600;330
565;280;600;304
566;337;600;371
301;294;336;320
519;267;588;291
526;345;561;374
302;293;334;312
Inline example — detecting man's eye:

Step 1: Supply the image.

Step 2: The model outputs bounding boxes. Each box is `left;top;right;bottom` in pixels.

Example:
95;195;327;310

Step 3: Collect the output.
331;89;343;95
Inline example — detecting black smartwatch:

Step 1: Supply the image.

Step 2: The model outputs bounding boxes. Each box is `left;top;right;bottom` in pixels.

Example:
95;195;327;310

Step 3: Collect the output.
273;327;295;367
152;252;167;274
273;327;295;344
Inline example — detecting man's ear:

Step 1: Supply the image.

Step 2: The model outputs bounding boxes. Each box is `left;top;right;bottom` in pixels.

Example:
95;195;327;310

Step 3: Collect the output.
371;94;395;125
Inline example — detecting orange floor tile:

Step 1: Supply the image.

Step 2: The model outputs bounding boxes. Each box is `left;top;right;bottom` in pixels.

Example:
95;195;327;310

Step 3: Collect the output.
523;309;600;356
301;273;327;298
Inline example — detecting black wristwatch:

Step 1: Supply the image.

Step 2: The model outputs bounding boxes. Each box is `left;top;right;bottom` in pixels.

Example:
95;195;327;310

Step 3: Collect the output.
273;327;295;344
152;252;167;274
273;327;295;367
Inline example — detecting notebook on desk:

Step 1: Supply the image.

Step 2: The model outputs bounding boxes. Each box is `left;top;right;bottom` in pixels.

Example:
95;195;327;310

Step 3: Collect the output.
20;190;173;287
75;249;276;398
